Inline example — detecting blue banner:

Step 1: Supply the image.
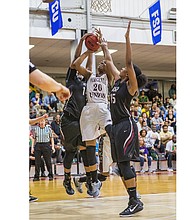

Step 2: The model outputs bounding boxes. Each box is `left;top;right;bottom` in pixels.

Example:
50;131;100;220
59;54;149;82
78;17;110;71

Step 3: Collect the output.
49;0;63;36
149;0;162;45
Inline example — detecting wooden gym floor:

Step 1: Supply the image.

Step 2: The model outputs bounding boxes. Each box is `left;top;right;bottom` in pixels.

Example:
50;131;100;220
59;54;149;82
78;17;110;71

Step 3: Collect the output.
29;171;176;220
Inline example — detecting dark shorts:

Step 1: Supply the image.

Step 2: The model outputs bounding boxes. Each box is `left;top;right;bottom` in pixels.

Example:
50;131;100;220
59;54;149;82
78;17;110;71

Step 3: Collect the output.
110;117;139;163
61;114;85;152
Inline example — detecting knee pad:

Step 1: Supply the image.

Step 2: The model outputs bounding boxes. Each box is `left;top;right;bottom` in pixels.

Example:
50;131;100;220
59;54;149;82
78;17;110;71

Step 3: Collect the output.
118;161;135;180
63;150;76;169
80;150;89;167
86;145;97;166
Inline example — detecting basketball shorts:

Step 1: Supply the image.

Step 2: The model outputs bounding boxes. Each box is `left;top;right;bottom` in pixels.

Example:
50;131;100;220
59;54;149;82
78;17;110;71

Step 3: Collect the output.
110;117;139;163
80;103;112;141
61;114;85;152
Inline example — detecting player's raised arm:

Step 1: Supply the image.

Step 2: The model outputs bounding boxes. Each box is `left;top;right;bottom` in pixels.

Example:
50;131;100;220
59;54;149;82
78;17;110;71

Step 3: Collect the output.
125;21;138;96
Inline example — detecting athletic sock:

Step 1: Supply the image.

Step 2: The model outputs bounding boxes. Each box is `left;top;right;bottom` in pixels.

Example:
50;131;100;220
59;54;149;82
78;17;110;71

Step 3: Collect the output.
127;187;137;200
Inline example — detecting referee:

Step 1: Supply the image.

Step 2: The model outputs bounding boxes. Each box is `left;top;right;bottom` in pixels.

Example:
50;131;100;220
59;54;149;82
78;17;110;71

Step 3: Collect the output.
31;118;55;181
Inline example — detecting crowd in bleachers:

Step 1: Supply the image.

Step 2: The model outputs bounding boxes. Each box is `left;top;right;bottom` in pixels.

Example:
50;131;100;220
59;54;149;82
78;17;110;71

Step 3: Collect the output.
133;83;176;173
29;82;177;178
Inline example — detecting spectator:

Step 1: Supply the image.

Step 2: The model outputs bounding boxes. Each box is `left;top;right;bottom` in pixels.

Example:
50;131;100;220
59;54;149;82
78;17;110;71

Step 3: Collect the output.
29;87;36;101
57;100;65;113
165;134;176;172
150;112;164;132
159;125;173;153
139;137;152;173
31;92;43;107
168;83;176;99
136;116;143;133
139;129;148;144
161;121;175;135
163;97;171;109
43;92;58;113
149;102;158;119
169;93;176;110
165;109;176;128
138;90;149;106
141;112;151;127
29;101;38;119
141;120;151;132
146;124;160;160
141;104;150;118
152;95;161;107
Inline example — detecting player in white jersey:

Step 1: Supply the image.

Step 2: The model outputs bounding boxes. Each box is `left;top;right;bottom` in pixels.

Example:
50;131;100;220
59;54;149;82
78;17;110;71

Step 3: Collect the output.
72;31;113;197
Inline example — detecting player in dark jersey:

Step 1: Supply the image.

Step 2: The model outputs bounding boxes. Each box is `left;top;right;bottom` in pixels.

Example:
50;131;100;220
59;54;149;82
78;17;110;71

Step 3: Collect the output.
60;34;96;196
100;21;148;216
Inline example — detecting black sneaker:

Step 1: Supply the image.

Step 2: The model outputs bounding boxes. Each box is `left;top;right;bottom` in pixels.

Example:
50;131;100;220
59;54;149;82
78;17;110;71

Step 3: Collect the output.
33;177;40;181
63;179;75;195
85;182;93;196
119;198;143;217
41;172;47;177
29;195;38;202
49;176;53;181
128;198;144;207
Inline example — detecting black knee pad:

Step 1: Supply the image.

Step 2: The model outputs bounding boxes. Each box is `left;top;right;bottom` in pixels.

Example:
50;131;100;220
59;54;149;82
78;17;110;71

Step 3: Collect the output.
80;149;89;167
86;145;96;166
63;150;76;169
118;161;135;180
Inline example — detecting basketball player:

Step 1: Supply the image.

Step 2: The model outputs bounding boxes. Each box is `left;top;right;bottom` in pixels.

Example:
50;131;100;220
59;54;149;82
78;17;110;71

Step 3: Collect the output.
72;29;113;198
60;33;94;196
99;21;147;216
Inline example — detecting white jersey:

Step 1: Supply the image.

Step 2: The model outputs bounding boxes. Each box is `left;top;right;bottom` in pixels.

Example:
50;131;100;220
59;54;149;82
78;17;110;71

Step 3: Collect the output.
86;74;109;104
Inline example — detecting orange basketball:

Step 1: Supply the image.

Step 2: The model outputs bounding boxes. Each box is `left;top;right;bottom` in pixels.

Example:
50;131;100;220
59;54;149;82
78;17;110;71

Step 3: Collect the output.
85;34;100;52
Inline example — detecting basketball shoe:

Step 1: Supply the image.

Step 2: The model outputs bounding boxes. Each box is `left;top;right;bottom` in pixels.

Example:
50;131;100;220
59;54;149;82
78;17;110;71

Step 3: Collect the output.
119;198;143;217
91;180;102;198
73;177;83;193
29;195;38;202
63;178;75;195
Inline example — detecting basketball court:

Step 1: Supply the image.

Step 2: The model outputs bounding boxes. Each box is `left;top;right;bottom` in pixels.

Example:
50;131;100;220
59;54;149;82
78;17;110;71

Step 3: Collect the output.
30;172;176;219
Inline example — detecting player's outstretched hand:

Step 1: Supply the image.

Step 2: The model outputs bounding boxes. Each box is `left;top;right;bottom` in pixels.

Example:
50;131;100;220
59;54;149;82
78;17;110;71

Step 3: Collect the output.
125;20;131;39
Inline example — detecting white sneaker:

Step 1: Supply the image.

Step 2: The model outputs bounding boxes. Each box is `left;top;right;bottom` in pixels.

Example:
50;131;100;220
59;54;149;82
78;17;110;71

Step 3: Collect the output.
91;180;102;198
140;169;145;173
73;177;83;193
167;168;173;172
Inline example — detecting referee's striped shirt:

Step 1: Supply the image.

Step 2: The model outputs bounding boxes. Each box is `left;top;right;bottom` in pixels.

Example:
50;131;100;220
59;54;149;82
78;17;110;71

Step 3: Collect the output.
34;125;53;143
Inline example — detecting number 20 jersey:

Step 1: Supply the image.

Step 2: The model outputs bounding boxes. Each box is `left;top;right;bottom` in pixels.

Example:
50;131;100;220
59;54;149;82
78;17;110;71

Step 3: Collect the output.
86;74;109;104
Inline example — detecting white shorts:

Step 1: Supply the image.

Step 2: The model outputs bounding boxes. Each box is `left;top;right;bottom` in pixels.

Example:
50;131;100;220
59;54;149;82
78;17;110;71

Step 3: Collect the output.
80;103;112;141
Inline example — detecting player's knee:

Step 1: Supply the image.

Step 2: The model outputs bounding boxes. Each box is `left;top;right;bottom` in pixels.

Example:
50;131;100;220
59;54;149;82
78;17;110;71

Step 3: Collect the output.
118;161;135;180
86;145;97;166
80;149;89;167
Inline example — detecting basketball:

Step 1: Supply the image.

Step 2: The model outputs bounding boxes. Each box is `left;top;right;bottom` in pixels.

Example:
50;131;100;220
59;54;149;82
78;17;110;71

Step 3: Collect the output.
85;34;100;52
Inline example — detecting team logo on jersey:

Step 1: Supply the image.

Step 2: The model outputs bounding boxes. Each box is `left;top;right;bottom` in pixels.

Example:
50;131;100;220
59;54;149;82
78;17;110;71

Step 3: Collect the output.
111;86;120;92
